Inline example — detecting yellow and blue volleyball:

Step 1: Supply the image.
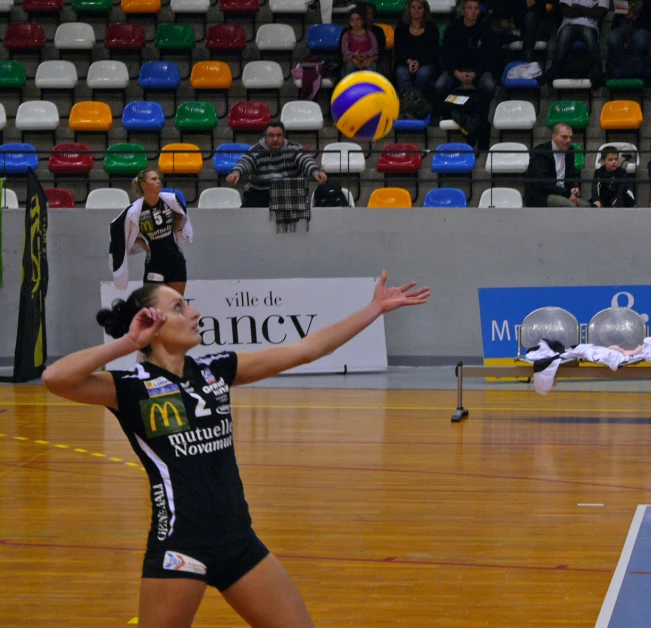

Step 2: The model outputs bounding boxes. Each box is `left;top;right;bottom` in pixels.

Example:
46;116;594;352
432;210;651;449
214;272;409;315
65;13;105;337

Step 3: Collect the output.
331;71;400;142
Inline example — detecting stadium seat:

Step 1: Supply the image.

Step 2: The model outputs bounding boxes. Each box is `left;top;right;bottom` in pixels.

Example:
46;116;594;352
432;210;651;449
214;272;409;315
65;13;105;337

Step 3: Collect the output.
122;101;165;152
228;101;271;142
280;101;324;152
170;0;211;41
87;61;130;114
423;188;467;208
44;187;76;208
35;61;78;115
206;24;247;79
139;61;182;118
606;78;645;111
158;143;203;203
15;100;60;146
269;0;308;42
587;307;648;349
572;142;585;172
0;0;14;14
190;61;233;117
485;142;530;185
501;61;541;113
1;188;19;209
371;0;404;15
198;187;243;208
68;101;113;151
256;24;296;78
552;78;593;113
492;100;537;146
0;143;39;174
320;141;365;201
85;187;131;209
367;187;412;208
546;100;590;145
477;187;523;208
48;142;93;200
377;143;422;202
175;101;218;156
121;0;161;13
3;23;46;62
310;186;355;208
155;24;196;76
220;0;259;42
0;104;6;143
393;115;431;149
72;0;113;15
104;142;148;176
0;60;27;91
306;24;344;53
162;187;187;206
104;23;146;69
54;23;95;64
242;61;284;117
376;22;394;49
213;142;250;181
600;100;643;147
430;142;476;201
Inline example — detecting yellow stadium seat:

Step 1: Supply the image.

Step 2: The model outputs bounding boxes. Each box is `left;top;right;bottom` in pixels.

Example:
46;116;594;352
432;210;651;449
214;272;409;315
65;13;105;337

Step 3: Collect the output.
376;23;394;50
158;142;203;174
600;100;643;145
367;187;412;208
68;101;113;149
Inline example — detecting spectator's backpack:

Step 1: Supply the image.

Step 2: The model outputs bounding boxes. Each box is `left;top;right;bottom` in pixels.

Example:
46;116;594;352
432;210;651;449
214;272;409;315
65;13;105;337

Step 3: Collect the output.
313;182;349;207
399;88;431;120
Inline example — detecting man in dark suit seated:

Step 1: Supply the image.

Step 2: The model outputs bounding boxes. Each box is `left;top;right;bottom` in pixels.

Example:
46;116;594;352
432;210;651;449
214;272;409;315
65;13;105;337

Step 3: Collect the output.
524;123;592;207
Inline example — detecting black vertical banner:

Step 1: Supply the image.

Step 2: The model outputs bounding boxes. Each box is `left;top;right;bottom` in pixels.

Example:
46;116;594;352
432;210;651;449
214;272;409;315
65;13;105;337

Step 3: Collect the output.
11;169;49;382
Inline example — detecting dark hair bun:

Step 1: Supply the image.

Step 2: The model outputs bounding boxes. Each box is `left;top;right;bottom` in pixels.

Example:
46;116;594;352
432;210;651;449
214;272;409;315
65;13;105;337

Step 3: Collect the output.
96;299;131;339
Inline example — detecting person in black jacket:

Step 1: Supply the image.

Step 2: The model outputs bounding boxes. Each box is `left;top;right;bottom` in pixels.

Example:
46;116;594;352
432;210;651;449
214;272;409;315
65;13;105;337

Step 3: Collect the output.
590;146;635;208
393;0;441;96
524;123;592;207
434;0;502;146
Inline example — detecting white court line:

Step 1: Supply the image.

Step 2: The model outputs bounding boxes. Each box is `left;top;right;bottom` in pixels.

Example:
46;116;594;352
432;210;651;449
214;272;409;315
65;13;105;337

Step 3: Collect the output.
578;503;604;507
595;504;649;628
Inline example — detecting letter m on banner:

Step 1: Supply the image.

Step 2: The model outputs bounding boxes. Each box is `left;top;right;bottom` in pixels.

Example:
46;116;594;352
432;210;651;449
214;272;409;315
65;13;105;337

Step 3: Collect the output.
0;169;49;383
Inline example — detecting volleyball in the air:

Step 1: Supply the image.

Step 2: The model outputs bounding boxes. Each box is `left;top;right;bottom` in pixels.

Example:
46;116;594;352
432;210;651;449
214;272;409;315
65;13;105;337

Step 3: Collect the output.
331;71;400;142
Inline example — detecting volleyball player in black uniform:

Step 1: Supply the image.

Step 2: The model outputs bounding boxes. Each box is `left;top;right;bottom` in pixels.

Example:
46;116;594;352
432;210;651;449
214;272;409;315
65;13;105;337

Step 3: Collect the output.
42;274;430;628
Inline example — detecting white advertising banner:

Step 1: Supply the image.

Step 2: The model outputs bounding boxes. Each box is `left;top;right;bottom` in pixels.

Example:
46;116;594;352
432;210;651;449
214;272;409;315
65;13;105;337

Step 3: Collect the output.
100;278;388;373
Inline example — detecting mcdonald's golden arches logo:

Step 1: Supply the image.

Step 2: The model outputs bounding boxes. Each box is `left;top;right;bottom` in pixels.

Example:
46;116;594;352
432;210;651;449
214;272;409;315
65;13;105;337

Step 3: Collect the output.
140;394;189;438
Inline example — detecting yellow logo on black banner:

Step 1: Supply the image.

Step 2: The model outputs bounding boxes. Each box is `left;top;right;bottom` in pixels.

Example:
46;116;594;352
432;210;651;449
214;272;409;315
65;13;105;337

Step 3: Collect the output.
140;394;189;438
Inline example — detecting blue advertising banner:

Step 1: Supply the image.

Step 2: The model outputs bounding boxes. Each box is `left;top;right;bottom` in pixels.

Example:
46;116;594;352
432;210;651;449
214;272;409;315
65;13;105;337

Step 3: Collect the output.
478;286;651;364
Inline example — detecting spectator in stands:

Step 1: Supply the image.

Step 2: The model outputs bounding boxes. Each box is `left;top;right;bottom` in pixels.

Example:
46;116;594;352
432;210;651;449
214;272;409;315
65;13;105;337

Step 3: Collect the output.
590;145;636;207
225;121;328;208
393;0;442;97
546;0;609;87
361;2;389;77
434;0;501;149
607;0;651;80
340;7;379;75
524;123;592;207
486;0;554;62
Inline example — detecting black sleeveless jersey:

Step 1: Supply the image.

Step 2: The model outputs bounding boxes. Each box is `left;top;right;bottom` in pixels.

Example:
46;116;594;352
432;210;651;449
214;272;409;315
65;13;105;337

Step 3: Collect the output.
109;352;252;549
138;198;180;258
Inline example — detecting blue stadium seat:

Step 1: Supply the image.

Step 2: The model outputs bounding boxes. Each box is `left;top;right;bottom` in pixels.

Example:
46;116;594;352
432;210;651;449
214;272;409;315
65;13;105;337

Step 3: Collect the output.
122;100;165;151
213;142;251;177
162;187;187;207
0;142;39;174
430;142;476;201
423;187;467;208
306;24;344;53
393;114;431;149
501;61;541;113
139;61;182;117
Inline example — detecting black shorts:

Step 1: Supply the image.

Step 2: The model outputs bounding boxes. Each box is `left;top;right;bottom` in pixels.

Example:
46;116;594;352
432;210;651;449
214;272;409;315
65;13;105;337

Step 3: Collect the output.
141;530;270;591
143;250;187;284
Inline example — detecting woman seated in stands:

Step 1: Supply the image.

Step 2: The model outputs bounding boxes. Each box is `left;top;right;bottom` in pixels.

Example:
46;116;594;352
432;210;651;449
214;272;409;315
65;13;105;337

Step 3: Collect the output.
393;0;441;96
340;6;379;75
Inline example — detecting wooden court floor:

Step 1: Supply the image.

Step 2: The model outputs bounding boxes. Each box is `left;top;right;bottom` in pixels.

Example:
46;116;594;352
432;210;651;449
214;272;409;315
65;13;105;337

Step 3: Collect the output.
2;383;650;627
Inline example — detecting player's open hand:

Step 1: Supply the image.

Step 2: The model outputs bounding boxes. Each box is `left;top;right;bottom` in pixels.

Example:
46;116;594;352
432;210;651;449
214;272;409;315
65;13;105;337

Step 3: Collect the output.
127;308;167;349
372;270;431;313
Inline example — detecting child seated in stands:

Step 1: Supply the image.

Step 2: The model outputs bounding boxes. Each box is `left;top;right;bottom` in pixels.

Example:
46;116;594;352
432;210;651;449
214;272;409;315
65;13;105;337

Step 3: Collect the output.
341;7;379;76
590;146;636;208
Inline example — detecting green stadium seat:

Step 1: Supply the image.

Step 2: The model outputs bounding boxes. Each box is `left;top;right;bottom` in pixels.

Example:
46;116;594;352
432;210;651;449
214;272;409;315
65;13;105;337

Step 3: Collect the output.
104;142;149;176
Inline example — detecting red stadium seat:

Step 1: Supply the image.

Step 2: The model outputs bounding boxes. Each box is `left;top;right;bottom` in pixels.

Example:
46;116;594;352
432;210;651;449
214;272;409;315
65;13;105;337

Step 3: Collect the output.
228;101;271;142
220;0;259;42
49;142;93;201
3;23;47;55
45;187;76;208
206;24;246;78
23;0;63;12
376;143;422;202
105;23;146;52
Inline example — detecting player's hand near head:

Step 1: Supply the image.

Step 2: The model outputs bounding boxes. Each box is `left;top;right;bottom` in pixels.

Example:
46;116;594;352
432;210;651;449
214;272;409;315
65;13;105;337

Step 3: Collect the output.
126;307;167;350
372;270;431;313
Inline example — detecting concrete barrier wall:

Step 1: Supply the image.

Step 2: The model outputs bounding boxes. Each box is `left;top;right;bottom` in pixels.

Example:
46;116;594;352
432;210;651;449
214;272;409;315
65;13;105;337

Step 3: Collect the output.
2;206;651;363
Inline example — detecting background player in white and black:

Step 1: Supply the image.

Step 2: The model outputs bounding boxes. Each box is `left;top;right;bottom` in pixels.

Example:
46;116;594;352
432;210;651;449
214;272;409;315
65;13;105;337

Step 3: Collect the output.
42;273;430;628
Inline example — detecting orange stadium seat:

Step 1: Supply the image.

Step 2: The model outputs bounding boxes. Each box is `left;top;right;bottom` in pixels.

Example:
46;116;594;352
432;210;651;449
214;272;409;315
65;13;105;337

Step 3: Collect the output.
367;187;412;208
